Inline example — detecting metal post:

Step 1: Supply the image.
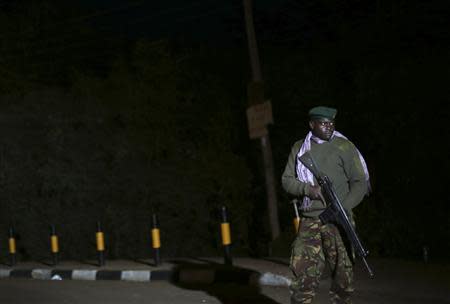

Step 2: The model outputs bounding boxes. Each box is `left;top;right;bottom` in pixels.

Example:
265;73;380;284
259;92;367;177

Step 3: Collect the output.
50;225;59;265
8;226;16;266
243;0;280;241
220;206;232;266
151;214;161;266
422;246;429;264
96;221;105;266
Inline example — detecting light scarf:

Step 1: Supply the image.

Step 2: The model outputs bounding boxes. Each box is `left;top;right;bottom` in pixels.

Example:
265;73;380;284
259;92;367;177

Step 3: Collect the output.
296;131;371;210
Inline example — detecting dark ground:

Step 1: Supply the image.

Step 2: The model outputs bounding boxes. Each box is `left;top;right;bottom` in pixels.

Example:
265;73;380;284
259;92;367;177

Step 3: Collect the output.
0;257;448;303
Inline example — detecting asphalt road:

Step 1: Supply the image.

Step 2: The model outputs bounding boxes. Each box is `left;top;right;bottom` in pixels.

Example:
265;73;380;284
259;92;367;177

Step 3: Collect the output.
0;280;286;304
1;275;449;304
0;258;449;304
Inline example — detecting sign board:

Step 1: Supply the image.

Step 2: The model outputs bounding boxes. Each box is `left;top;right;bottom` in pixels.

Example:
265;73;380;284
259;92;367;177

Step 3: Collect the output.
246;100;273;139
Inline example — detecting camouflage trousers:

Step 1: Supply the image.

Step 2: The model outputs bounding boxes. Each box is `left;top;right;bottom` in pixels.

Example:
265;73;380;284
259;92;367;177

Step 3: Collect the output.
289;217;354;304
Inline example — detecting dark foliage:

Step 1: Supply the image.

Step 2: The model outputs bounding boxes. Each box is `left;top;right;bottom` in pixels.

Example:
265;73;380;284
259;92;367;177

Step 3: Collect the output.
0;0;448;261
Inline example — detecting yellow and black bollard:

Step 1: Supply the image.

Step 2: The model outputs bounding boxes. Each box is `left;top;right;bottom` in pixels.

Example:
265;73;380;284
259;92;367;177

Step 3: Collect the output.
96;221;105;266
292;199;301;234
8;227;16;266
151;214;161;266
50;225;59;265
220;206;232;266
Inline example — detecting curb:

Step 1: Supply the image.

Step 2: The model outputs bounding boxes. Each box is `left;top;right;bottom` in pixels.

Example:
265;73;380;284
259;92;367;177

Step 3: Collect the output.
0;268;291;286
0;269;174;282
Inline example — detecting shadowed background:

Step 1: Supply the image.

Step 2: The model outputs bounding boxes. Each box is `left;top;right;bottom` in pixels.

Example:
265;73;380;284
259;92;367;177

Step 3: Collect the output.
0;0;448;262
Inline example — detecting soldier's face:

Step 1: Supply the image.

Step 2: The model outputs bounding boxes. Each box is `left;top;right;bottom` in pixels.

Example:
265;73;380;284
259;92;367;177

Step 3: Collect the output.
309;118;335;141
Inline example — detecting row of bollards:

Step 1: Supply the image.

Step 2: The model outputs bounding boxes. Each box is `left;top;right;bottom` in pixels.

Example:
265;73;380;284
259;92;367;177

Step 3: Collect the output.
5;207;234;267
8;226;61;267
6;216;164;267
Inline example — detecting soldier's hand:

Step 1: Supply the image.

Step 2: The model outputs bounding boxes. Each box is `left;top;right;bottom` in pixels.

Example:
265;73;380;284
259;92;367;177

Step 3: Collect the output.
308;185;322;200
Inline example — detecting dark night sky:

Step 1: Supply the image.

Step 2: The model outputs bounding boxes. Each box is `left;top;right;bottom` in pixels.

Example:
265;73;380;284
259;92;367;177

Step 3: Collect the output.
77;0;247;42
77;0;447;46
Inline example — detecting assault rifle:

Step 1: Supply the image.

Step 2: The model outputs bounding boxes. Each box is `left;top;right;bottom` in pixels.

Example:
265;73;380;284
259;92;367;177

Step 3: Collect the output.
299;152;374;279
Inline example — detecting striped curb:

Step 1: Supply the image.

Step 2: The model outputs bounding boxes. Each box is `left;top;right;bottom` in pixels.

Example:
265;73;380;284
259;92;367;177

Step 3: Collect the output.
0;267;290;286
0;269;174;282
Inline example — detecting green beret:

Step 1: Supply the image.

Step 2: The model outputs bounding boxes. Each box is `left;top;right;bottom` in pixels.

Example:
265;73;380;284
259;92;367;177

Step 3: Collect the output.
308;106;337;120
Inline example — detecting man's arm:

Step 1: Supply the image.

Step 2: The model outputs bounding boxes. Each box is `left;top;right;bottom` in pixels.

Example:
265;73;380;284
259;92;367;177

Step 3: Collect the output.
342;142;368;210
281;141;311;197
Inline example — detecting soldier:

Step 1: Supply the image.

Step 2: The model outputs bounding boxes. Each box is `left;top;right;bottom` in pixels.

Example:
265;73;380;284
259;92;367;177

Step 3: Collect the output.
281;106;370;304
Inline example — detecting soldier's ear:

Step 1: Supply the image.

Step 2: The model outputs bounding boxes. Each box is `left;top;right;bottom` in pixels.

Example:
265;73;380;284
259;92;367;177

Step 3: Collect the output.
309;120;314;130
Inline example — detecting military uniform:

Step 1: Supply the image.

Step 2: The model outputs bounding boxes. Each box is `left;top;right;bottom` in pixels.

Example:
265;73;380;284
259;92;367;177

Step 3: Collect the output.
282;106;369;304
290;218;354;304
